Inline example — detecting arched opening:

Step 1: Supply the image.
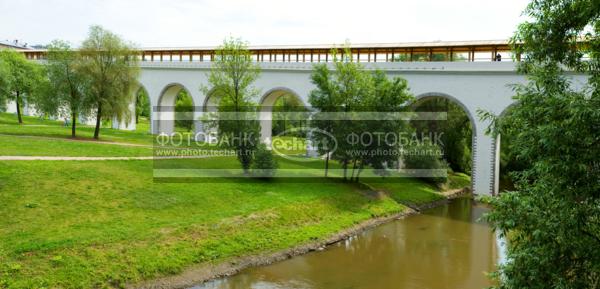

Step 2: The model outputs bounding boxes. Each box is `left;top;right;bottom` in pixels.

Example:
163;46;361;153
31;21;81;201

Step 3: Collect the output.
259;88;308;152
271;94;309;136
156;83;195;135
196;90;221;142
174;90;194;133
202;89;220;113
134;85;151;133
495;102;525;193
411;93;477;191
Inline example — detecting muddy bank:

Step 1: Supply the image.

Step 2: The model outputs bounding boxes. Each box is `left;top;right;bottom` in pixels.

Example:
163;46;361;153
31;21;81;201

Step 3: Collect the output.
132;187;471;289
412;187;471;211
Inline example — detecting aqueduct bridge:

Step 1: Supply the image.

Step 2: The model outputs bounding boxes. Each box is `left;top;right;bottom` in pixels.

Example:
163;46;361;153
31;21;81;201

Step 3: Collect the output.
21;40;589;196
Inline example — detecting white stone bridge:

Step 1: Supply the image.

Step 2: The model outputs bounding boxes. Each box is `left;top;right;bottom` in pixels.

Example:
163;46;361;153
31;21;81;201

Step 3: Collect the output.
19;40;588;196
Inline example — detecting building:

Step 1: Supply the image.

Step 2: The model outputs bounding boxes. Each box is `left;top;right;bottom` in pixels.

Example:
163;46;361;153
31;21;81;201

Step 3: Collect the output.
0;39;31;50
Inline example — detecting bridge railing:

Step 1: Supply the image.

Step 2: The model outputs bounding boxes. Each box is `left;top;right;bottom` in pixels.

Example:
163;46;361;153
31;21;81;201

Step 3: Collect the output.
21;40;519;63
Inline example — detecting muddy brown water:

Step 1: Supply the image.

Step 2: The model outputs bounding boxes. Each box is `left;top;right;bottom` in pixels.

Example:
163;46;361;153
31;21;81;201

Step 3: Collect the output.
193;197;501;289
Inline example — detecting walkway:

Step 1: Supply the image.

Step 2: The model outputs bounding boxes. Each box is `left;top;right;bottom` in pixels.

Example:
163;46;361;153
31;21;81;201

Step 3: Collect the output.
0;134;153;147
0;156;207;161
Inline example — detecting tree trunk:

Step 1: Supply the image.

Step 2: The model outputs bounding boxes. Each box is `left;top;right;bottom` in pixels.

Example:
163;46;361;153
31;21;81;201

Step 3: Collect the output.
15;91;22;124
324;151;330;177
93;104;102;139
355;164;364;182
350;159;358;181
71;112;77;138
283;116;286;135
342;160;348;181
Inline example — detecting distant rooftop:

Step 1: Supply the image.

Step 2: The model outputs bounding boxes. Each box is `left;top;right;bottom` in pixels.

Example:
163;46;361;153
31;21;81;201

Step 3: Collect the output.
0;39;31;50
21;39;510;53
139;39;510;51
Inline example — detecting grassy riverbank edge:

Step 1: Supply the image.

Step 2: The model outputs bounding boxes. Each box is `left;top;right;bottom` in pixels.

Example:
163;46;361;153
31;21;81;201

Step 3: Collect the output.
133;187;471;289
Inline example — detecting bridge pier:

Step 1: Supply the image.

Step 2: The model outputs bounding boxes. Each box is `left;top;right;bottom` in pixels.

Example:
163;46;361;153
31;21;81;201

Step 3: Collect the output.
472;126;497;196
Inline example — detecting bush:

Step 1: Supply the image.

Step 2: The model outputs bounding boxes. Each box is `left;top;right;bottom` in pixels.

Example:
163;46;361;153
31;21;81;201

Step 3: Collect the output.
175;91;194;131
252;144;278;178
402;141;448;186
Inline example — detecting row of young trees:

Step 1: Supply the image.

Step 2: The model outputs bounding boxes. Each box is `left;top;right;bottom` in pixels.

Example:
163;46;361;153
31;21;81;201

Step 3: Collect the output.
0;25;139;139
203;39;449;182
1;31;455;181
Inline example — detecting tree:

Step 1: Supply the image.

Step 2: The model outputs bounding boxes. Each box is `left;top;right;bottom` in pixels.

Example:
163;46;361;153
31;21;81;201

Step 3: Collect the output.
272;94;308;136
308;64;337;176
480;1;600;288
135;88;150;124
309;47;370;179
355;70;412;181
79;25;139;139
402;140;448;186
411;98;473;174
0;57;9;112
175;90;194;132
252;143;278;178
203;37;261;173
310;47;412;180
42;40;89;138
0;49;45;124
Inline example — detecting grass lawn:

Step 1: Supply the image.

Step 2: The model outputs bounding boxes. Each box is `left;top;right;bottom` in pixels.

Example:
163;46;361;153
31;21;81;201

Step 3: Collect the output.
0;135;153;157
0;113;153;145
0;116;471;288
0;159;406;288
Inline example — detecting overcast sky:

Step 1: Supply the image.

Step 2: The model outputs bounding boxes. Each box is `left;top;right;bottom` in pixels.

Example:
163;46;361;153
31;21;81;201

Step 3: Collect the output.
1;0;529;48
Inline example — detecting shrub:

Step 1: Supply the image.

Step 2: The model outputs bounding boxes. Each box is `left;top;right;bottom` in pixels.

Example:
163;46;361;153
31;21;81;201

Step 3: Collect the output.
252;144;278;178
402;141;448;186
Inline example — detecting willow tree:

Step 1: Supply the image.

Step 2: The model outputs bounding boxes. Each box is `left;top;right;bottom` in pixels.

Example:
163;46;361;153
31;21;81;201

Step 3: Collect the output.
481;0;600;288
43;40;90;138
0;49;45;124
0;57;8;112
135;88;150;124
203;37;261;173
79;25;139;139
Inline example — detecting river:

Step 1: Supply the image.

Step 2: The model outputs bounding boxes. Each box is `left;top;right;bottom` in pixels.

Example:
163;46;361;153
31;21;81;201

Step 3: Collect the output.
193;197;501;289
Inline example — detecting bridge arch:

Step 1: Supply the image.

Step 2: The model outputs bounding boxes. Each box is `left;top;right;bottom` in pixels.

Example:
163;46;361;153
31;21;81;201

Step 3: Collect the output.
491;101;522;194
411;92;478;193
201;88;221;113
155;82;196;135
258;87;307;145
413;92;478;133
133;85;151;133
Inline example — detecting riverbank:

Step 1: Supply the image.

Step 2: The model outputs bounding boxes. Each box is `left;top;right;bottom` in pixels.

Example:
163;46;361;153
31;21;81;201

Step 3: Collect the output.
2;158;471;289
0;114;472;289
133;186;471;289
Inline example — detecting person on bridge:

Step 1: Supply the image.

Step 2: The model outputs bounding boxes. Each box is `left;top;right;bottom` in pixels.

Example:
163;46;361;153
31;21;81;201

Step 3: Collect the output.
495;53;502;61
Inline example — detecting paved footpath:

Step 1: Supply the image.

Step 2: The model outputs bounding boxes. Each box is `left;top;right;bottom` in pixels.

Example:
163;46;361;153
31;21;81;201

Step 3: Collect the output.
0;156;207;161
0;134;152;147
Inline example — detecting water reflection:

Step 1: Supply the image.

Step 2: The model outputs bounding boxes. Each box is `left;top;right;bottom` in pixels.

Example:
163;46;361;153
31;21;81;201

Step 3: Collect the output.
194;197;499;289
